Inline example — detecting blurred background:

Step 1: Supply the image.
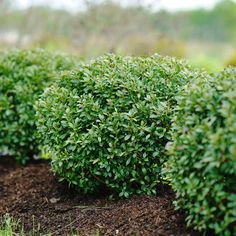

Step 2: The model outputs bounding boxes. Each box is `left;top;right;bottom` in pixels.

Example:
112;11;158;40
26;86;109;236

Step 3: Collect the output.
0;0;236;72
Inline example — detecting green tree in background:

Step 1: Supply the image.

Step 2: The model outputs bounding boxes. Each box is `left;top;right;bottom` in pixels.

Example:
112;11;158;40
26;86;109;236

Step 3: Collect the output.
0;0;235;70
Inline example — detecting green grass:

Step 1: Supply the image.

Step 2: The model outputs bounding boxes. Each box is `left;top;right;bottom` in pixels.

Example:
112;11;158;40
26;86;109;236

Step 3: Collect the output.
0;214;23;236
0;214;99;236
186;41;235;73
188;55;224;73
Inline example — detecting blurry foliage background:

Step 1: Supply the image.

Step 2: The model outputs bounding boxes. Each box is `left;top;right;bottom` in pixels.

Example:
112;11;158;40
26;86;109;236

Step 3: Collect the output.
0;0;236;72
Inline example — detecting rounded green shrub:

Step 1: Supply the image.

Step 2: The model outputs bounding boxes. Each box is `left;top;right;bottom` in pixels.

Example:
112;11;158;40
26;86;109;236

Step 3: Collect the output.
36;54;198;197
167;67;236;235
0;49;76;164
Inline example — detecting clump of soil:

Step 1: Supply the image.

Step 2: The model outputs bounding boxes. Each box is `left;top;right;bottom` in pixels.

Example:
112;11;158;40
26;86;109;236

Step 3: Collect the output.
0;156;198;236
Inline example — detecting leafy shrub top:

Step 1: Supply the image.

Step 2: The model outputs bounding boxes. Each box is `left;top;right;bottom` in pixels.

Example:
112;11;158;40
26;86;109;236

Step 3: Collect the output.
36;54;198;197
167;67;236;235
0;49;76;163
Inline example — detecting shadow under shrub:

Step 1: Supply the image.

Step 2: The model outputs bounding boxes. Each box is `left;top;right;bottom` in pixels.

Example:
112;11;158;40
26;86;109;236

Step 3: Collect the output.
0;49;76;164
36;54;198;197
167;67;236;235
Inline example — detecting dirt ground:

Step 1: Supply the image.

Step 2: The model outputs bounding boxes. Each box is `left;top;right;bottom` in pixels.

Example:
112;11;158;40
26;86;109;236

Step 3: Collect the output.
0;156;200;236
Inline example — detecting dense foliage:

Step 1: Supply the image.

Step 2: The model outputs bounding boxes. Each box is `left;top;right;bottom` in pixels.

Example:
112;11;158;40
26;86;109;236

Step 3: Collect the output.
36;54;199;197
167;67;236;235
0;49;76;163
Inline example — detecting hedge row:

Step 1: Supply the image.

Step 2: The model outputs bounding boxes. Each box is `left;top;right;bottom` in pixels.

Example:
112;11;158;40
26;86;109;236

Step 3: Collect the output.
167;67;236;235
35;54;198;197
0;49;235;235
0;49;77;163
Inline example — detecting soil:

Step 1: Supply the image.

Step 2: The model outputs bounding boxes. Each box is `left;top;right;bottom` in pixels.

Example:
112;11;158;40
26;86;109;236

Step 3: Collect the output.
0;156;200;236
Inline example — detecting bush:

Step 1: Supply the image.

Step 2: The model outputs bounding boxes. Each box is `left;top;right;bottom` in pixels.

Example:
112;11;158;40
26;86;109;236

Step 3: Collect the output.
0;49;76;164
167;67;236;235
36;54;198;197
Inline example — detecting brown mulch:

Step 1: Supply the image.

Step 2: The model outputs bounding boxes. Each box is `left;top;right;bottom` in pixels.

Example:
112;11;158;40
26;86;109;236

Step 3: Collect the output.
0;156;200;236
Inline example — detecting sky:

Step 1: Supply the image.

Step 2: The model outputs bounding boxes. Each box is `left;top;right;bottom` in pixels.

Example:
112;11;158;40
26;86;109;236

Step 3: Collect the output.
15;0;223;12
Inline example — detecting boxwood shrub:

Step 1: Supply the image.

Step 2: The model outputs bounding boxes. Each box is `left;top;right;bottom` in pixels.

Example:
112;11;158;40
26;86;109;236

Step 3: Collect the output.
0;49;76;164
167;67;236;235
36;54;198;197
